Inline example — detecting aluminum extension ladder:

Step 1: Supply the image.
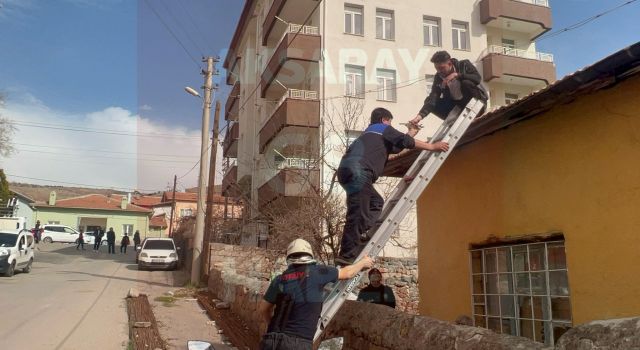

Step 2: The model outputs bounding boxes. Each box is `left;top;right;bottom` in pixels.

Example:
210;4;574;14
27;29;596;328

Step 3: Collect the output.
314;98;485;342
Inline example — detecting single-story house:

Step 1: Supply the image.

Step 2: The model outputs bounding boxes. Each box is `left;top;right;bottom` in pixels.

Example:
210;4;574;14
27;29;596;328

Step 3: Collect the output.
33;192;152;239
384;42;640;346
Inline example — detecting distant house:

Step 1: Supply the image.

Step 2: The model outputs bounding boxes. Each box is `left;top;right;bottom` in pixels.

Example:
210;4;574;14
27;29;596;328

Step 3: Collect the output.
384;43;640;346
1;190;36;228
149;213;168;237
33;192;151;239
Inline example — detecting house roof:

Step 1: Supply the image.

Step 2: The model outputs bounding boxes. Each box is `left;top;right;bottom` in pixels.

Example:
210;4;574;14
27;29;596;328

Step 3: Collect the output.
10;190;35;203
33;194;152;213
149;214;167;228
131;195;162;207
384;42;640;177
161;191;198;203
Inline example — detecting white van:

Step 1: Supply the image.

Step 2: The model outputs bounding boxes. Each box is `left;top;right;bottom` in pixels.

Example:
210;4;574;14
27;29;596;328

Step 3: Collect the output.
0;229;35;277
0;217;27;231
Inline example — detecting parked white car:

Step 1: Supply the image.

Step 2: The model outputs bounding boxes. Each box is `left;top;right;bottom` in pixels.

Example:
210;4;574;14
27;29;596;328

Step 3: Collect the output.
41;224;83;244
0;229;35;277
137;238;179;271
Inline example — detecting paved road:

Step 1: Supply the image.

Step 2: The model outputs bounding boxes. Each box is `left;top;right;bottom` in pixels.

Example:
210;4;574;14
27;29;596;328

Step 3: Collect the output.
0;242;183;350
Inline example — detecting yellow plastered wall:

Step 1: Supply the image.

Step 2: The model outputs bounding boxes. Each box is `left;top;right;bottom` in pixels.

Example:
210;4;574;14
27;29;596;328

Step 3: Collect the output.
417;76;640;325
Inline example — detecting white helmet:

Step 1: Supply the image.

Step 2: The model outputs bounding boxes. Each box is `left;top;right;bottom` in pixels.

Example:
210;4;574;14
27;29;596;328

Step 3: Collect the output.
286;238;315;265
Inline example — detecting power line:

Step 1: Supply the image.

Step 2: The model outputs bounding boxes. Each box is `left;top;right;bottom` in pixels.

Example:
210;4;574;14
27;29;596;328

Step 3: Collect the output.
11;120;201;139
6;174;162;193
143;0;202;70
14;143;199;159
536;0;639;42
158;0;206;56
178;142;213;180
176;0;213;53
14;149;198;163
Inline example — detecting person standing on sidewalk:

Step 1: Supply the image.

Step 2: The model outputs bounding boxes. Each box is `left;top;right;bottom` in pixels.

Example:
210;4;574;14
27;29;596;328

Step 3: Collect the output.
133;230;141;250
120;233;130;254
106;227;116;254
76;229;85;250
94;227;103;251
258;238;374;350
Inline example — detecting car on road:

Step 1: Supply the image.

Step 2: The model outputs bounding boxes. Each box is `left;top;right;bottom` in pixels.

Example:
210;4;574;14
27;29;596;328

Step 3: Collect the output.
41;224;89;244
0;229;35;277
136;238;179;271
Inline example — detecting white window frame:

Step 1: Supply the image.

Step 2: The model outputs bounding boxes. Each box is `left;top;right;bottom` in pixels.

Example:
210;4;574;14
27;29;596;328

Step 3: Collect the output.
452;21;470;51
48;221;60;225
122;224;133;235
376;69;397;102
345;129;362;147
423;16;441;47
344;4;364;35
505;92;519;105
469;241;572;346
376;9;394;40
345;65;365;98
180;208;193;217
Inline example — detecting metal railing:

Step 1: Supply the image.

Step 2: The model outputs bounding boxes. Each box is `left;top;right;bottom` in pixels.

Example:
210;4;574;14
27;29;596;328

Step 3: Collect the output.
276;157;317;170
513;0;550;7
486;45;554;62
287;23;319;36
223;159;238;176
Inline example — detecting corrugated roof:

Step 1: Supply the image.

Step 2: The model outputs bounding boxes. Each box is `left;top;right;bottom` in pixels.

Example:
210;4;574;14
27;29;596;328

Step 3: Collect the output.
384;42;640;177
131;195;162;207
34;194;151;213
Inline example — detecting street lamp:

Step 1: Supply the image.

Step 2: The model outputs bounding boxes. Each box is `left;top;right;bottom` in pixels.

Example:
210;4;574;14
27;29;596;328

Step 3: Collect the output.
184;86;201;98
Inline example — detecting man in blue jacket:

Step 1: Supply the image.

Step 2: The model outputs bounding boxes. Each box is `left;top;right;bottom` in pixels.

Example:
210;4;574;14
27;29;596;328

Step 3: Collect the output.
335;108;449;265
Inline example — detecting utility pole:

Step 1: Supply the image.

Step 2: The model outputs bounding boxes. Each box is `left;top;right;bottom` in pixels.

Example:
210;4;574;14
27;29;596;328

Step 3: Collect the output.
191;56;218;285
168;175;177;237
202;100;220;279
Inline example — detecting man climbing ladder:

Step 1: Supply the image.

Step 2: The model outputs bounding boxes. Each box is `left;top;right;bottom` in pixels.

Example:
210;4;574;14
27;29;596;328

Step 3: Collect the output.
315;98;486;343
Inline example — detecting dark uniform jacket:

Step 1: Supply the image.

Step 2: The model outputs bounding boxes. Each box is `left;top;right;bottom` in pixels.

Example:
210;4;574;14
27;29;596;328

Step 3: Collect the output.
418;58;487;118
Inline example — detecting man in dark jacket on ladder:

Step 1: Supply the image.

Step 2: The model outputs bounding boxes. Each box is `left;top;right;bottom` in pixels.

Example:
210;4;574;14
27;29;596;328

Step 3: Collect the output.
410;50;487;125
335;108;449;266
258;239;374;350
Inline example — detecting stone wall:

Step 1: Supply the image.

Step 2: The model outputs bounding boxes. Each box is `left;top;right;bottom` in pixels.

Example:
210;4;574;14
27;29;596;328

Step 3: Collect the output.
208;243;419;314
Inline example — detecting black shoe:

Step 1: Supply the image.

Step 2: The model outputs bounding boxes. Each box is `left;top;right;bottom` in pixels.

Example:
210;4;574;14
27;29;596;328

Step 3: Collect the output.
334;255;355;267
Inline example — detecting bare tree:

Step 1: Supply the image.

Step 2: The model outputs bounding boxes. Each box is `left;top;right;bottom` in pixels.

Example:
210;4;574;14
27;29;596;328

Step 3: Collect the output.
0;94;16;157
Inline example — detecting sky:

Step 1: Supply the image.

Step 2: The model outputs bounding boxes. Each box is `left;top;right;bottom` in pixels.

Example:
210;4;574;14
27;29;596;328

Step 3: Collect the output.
0;0;638;192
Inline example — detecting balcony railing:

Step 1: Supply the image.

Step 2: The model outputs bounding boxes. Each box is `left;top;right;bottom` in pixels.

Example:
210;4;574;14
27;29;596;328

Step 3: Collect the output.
275;157;317;170
222;159;238;175
486;45;554;62
262;89;319;130
265;23;320;68
514;0;549;7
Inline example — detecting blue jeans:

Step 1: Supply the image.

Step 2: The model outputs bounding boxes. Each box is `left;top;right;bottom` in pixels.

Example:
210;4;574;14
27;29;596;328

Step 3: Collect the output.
337;167;383;259
260;333;312;350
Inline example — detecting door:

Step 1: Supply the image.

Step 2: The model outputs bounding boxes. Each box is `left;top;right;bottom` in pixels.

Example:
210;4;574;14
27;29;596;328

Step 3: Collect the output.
63;227;79;243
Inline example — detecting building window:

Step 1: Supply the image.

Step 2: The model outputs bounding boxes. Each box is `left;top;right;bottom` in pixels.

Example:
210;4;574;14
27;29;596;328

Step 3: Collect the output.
48;221;60;225
345;65;365;97
376;9;394;40
180;208;193;217
345;130;362;147
376;69;397;102
344;4;363;35
423;16;441;47
502;38;517;56
122;224;133;235
470;241;572;346
505;93;519;105
452;21;469;50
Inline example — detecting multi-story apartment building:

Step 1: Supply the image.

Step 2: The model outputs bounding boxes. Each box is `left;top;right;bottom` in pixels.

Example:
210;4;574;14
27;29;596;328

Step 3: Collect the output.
221;0;556;255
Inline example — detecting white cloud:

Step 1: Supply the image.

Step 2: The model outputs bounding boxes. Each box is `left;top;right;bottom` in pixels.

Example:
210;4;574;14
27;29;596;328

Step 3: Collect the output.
0;91;225;193
139;104;153;111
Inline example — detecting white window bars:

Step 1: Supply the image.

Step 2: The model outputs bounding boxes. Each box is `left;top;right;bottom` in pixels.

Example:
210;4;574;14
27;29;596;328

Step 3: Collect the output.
514;0;550;7
487;45;554;62
276;157;317;170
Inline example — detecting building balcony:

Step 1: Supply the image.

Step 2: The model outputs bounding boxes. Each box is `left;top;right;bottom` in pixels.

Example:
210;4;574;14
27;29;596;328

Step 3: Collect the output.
223;122;239;158
259;89;320;153
480;0;552;39
257;168;320;210
221;163;240;198
262;0;320;46
226;57;240;86
482;45;556;85
261;23;321;99
225;81;240;121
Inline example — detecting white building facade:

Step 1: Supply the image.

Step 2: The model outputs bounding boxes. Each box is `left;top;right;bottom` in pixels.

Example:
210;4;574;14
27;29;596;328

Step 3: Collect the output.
222;0;555;257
